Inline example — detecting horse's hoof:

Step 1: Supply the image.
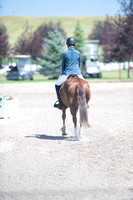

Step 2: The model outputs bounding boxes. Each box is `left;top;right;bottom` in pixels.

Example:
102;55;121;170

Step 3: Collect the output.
73;136;79;141
62;133;67;136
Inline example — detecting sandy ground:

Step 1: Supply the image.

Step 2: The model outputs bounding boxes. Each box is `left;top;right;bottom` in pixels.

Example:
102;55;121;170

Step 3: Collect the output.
0;81;133;200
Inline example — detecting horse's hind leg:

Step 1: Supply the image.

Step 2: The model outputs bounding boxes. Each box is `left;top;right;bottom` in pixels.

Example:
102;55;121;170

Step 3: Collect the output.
71;106;78;138
61;108;67;136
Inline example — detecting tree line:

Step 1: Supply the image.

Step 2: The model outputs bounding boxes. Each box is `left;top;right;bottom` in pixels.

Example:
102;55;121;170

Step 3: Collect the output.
0;0;133;78
89;0;133;78
0;19;84;77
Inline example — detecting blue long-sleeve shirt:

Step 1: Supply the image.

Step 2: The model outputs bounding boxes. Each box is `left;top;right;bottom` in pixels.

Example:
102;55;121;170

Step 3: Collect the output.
62;47;81;75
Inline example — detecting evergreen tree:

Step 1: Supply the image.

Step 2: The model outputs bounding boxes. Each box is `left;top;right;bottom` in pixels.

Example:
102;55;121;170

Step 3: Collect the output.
30;22;66;60
74;22;84;55
38;25;65;78
14;22;66;61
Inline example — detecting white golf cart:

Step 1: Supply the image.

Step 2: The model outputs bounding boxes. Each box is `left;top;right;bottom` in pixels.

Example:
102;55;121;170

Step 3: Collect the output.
6;55;33;80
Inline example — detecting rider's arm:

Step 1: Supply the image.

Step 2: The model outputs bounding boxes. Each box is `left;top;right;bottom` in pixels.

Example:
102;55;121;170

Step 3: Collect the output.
79;53;81;68
61;53;65;74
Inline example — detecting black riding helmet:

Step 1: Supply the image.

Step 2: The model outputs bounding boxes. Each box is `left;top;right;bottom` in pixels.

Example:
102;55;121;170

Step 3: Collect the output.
66;37;76;46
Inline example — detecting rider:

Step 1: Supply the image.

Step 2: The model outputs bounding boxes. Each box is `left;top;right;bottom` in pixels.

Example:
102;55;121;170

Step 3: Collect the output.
54;37;84;110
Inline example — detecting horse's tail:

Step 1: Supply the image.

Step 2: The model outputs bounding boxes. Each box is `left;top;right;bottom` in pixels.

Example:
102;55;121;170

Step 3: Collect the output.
77;83;90;128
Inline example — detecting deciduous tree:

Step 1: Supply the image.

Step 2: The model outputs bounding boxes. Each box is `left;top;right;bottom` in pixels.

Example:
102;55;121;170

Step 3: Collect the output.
103;0;133;78
88;20;105;44
14;22;33;56
14;22;66;61
30;22;65;60
0;24;9;67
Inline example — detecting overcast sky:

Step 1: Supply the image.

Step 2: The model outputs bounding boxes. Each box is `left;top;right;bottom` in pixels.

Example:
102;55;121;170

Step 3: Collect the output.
0;0;121;17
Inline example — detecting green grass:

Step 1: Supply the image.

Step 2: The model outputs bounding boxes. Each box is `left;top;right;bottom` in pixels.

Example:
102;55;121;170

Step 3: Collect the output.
0;70;133;84
0;73;56;84
0;16;106;46
86;70;133;81
102;70;133;80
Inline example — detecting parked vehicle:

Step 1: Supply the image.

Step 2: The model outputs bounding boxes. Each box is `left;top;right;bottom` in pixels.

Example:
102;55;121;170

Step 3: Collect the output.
6;55;33;80
6;69;33;80
82;59;102;78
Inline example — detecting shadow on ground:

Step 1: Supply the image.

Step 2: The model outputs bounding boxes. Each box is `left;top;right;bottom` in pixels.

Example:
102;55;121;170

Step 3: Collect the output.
25;134;77;141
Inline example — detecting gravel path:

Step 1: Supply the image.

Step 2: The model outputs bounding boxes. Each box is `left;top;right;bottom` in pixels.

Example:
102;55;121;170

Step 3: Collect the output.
0;81;133;200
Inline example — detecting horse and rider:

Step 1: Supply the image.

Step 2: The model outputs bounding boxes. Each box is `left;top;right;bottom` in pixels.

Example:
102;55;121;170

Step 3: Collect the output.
53;37;91;137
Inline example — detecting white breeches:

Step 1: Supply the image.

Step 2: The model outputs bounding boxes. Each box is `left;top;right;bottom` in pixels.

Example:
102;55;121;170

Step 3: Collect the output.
56;74;84;86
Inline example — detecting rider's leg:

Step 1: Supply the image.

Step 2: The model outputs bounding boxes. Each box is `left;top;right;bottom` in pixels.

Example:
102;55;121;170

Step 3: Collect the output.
54;85;63;110
54;75;68;110
78;74;84;79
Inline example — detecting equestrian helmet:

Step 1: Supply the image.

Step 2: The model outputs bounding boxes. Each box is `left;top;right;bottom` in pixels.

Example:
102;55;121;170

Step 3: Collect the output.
66;37;76;46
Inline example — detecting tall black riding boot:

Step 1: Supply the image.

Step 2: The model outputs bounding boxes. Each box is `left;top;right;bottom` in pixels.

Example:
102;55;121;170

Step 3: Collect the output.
54;85;63;110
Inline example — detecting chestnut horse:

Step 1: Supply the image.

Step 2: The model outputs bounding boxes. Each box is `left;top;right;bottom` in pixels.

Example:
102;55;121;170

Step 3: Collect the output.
60;74;91;138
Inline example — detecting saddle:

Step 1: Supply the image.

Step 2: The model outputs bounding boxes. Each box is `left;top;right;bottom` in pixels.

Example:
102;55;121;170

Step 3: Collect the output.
67;74;78;80
60;74;79;93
